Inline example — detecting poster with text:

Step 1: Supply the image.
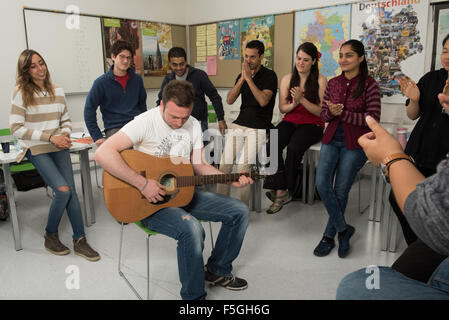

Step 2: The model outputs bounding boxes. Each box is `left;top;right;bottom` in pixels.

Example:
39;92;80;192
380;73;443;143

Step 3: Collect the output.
142;22;172;76
102;18;143;76
351;0;429;103
241;15;274;69
218;20;240;60
295;4;351;80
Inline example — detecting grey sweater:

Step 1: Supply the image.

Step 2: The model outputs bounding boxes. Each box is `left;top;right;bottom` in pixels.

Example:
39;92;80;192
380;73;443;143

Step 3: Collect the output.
404;158;449;256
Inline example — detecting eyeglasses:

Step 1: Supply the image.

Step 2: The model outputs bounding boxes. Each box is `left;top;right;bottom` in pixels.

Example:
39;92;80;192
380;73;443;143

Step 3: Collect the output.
117;54;133;61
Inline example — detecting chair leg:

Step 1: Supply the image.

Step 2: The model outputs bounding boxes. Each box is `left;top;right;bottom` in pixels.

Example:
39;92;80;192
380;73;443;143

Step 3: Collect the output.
118;222;143;300
208;221;215;250
146;234;150;300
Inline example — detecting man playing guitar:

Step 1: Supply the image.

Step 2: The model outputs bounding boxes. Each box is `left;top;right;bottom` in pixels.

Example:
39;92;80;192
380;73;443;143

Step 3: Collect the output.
94;80;252;300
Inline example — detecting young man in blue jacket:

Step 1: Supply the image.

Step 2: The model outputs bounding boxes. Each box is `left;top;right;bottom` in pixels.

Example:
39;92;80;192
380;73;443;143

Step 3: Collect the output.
84;40;147;146
156;47;227;141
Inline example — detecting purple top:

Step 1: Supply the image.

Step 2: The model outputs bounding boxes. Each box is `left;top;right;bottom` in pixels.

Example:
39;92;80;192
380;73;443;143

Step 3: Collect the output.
321;73;381;149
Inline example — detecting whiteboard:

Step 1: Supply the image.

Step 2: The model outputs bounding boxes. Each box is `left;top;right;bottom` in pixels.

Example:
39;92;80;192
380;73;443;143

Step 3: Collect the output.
24;9;104;94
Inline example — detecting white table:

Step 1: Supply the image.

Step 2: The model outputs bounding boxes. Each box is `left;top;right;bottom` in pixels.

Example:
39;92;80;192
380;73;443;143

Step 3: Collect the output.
0;142;96;251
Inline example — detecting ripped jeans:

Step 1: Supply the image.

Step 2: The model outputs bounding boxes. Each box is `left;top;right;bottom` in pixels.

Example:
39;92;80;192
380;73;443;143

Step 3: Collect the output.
141;190;249;300
26;149;85;239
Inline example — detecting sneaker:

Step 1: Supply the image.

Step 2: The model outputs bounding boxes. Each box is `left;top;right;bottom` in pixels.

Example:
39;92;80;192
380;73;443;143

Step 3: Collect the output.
338;225;355;258
313;235;335;257
44;232;70;255
73;237;101;262
204;265;248;291
266;192;292;214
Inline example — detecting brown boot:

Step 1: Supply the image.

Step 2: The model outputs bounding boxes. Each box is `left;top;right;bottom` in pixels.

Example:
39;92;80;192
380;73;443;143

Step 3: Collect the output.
73;237;100;262
44;232;70;255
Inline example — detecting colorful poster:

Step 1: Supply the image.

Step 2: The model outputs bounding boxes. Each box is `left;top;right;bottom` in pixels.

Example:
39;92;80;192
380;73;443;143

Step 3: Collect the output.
102;18;143;76
141;22;172;76
241;15;274;69
218;20;240;60
295;4;351;80
351;0;429;103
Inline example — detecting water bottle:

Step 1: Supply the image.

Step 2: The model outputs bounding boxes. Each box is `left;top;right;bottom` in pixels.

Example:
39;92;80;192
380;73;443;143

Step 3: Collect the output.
397;127;408;150
13;139;22;152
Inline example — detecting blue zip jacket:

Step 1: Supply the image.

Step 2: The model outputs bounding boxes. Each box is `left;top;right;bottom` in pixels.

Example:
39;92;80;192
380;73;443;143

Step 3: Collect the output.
84;66;147;141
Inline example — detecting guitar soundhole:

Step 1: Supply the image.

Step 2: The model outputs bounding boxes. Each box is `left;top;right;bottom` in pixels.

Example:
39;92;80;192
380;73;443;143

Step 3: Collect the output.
156;173;177;204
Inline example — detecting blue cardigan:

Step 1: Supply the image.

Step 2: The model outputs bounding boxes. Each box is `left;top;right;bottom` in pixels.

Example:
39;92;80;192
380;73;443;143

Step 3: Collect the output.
84;66;147;141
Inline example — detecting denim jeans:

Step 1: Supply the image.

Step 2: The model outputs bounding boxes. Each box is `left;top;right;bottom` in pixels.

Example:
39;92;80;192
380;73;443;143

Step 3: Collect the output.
336;257;449;299
141;190;249;300
315;139;367;238
26;149;85;239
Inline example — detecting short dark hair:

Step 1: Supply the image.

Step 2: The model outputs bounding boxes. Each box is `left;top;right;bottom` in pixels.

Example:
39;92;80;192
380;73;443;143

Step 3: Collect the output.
246;40;265;55
168;47;187;61
443;34;449;47
162;80;194;107
110;40;135;57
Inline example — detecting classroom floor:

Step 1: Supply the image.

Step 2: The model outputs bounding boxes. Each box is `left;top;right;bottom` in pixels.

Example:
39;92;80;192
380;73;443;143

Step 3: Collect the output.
0;169;405;300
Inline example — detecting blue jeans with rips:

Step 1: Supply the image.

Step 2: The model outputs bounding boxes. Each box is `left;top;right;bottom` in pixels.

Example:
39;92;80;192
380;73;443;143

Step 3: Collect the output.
336;257;449;299
141;190;249;300
315;139;367;238
26;149;85;240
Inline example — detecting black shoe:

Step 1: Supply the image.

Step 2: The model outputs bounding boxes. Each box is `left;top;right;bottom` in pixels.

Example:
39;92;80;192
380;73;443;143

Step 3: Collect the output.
313;235;335;257
338;225;355;258
205;265;248;291
265;190;276;202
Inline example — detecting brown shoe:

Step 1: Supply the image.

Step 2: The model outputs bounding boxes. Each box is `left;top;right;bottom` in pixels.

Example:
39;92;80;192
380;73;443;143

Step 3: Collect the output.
73;237;100;262
44;232;70;255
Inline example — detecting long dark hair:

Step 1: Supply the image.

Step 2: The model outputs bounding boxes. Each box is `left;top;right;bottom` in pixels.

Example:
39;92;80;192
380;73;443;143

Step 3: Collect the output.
289;42;320;104
341;39;368;99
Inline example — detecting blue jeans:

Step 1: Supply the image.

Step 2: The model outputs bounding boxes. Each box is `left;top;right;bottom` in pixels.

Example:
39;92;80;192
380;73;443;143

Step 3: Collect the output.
336;257;449;299
26;149;85;239
141;190;249;300
315;139;367;238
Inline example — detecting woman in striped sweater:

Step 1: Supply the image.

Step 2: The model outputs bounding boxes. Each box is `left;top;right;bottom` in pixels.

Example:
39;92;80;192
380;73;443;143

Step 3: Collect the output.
10;50;100;261
313;40;381;258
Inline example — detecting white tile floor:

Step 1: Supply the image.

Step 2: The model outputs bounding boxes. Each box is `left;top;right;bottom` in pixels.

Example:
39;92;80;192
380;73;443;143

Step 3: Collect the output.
0;170;405;300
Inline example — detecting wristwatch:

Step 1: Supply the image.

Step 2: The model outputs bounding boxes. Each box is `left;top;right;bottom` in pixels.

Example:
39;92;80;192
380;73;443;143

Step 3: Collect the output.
380;153;415;183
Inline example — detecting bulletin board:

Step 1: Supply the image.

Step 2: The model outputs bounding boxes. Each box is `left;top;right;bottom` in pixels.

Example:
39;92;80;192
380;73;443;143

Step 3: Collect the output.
189;13;294;88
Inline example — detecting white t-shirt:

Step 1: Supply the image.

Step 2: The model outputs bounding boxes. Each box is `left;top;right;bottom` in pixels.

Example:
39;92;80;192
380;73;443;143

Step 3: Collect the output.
120;107;203;159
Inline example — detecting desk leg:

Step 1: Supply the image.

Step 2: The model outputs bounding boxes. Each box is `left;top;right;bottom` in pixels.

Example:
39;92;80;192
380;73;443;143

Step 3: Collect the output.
3;164;22;251
78;149;95;226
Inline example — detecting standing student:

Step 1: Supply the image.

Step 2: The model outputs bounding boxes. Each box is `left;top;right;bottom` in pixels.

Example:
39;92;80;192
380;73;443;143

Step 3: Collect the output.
385;35;449;284
156;47;227;142
313;40;381;258
217;40;278;206
264;42;327;214
10;49;100;261
84;40;147;145
94;80;251;300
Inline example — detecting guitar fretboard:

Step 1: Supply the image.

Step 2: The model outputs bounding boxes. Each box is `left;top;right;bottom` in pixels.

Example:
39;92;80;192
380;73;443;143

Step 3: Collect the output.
176;172;254;187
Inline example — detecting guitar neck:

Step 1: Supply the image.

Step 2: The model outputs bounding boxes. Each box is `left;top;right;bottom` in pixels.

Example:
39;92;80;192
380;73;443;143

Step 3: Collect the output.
177;172;255;187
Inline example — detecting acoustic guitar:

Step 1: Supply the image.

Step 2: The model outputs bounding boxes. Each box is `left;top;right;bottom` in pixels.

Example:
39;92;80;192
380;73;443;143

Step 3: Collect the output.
103;149;263;223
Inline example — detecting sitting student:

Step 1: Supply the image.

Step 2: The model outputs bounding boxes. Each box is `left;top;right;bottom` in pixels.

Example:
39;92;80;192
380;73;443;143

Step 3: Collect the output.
94;80;252;300
10;49;100;261
336;114;449;300
264;42;327;214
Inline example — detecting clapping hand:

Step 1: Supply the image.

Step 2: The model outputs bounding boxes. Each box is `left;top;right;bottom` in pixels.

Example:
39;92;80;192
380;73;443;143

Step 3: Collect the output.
290;86;304;104
325;100;344;116
399;76;420;102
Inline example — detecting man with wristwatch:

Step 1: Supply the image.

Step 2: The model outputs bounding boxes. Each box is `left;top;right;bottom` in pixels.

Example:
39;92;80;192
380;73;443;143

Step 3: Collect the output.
336;114;449;299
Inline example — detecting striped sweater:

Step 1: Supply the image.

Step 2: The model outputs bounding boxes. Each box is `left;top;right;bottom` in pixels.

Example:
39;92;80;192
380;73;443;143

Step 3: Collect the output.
321;74;381;149
10;86;72;161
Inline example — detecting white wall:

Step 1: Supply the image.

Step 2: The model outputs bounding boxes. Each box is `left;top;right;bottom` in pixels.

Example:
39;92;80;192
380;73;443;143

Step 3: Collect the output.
0;0;186;129
1;0;443;130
